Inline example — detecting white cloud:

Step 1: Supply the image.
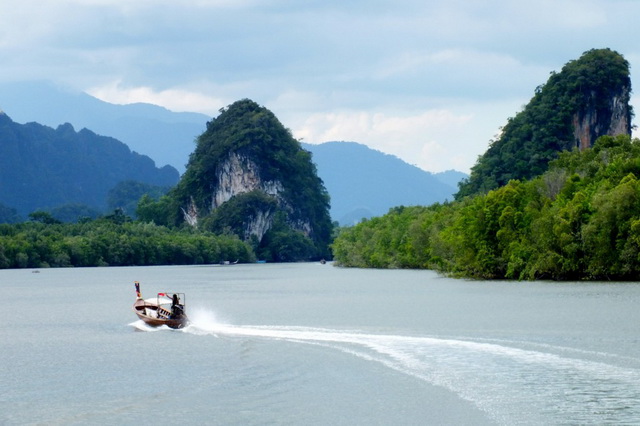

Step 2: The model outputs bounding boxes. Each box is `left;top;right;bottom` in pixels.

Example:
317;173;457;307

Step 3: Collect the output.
502;0;607;30
87;81;225;115
292;109;478;173
1;0;639;175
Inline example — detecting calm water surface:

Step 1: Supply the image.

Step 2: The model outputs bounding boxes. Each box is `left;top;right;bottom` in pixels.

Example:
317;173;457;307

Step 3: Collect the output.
2;263;640;425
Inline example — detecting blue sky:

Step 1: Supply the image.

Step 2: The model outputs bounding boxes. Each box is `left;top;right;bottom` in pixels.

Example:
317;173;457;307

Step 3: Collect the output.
1;0;639;173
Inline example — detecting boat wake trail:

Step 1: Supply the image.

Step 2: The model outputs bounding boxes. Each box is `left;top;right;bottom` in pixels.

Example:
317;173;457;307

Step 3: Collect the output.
144;309;640;424
129;320;167;332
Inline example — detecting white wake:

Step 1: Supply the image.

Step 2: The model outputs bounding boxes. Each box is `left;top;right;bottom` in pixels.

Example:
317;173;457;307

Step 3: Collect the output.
133;309;640;424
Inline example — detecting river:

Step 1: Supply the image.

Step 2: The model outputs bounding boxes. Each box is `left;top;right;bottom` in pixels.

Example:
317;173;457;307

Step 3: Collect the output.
2;263;640;425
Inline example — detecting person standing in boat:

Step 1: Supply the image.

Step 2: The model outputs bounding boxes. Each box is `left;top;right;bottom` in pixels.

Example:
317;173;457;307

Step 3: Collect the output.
170;293;184;319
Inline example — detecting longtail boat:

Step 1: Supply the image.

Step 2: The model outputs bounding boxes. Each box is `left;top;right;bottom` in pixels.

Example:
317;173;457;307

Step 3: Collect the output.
132;281;188;329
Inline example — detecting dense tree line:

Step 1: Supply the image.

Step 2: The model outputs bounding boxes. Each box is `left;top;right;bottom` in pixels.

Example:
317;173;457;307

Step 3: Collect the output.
333;135;640;280
0;216;254;269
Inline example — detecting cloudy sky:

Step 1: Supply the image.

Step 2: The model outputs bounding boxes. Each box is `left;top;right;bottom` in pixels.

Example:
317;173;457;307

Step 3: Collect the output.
1;0;639;173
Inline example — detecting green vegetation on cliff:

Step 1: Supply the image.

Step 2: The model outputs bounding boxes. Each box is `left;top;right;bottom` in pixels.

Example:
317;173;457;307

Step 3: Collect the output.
334;49;638;280
334;135;640;280
456;48;632;199
164;99;333;261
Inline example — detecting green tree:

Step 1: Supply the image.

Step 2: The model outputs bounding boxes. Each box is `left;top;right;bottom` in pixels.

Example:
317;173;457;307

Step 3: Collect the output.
136;194;177;227
108;180;170;218
583;174;640;278
29;211;62;225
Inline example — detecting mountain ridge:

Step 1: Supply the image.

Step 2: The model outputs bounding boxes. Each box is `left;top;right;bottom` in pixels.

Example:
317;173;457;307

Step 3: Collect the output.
0;82;466;223
0;81;207;173
302;141;461;224
0;111;178;217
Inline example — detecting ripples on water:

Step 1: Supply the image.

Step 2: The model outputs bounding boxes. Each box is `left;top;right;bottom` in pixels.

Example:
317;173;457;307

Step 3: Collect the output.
6;264;640;425
130;308;640;425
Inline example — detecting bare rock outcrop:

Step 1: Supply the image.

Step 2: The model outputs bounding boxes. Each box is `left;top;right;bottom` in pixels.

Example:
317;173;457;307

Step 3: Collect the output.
186;150;312;242
212;152;284;209
573;85;632;150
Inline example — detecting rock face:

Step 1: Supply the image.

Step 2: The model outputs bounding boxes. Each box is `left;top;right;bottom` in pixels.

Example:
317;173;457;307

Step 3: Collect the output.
573;85;632;151
179;150;298;240
243;209;275;241
212;152;284;209
173;99;333;260
210;151;290;241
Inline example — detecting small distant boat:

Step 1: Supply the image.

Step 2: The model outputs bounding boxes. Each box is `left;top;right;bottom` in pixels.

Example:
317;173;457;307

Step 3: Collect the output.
132;281;188;329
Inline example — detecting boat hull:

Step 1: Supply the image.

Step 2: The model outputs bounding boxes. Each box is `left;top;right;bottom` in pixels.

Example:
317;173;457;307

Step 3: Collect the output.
133;298;189;329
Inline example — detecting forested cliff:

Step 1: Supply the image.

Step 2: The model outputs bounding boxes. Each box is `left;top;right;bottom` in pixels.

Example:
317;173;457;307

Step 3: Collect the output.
140;99;333;261
457;48;632;199
333;49;640;280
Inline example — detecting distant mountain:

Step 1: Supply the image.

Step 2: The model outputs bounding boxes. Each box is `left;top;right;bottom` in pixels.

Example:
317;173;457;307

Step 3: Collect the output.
432;169;467;190
0;81;208;173
0;82;467;223
302;142;464;225
0;112;178;217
